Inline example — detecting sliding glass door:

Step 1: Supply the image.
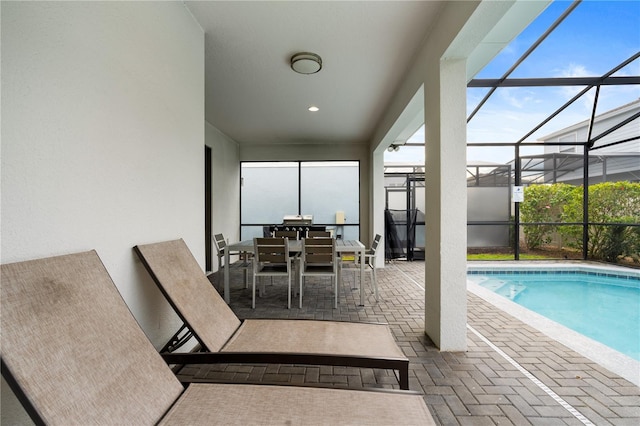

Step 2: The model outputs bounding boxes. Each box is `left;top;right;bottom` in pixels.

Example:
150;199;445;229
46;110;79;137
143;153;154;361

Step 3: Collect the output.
241;161;360;240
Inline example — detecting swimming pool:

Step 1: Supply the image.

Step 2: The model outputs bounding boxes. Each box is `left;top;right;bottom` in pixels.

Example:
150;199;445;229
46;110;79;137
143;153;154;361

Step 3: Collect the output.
467;266;640;361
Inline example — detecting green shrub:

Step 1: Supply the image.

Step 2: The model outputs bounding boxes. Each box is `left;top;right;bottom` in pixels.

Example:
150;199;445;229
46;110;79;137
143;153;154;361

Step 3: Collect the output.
559;182;640;260
520;183;578;250
601;225;627;262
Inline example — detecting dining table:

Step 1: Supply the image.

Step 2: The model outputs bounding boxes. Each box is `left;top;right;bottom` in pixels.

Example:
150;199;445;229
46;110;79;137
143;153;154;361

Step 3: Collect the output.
223;238;366;306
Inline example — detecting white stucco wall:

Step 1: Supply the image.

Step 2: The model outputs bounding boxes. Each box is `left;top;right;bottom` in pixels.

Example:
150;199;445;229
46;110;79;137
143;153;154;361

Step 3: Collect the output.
1;2;204;423
206;121;241;271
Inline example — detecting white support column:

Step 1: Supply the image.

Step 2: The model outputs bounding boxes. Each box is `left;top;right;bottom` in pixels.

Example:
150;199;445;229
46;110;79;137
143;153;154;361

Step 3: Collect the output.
371;149;386;268
424;58;467;351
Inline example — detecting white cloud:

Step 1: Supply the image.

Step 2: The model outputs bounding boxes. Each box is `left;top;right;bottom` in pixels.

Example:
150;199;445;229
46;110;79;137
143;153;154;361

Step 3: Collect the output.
555;63;591;78
498;87;524;108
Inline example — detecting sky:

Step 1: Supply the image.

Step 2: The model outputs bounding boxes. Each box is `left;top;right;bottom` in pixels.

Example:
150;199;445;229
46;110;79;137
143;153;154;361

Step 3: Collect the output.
385;0;640;165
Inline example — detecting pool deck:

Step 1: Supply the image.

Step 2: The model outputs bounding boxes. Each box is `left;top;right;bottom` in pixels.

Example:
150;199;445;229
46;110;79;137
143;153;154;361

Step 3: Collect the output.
189;260;640;425
467;262;640;389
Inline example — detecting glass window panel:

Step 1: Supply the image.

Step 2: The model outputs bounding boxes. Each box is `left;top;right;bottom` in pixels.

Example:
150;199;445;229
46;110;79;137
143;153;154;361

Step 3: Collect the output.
240;225;268;241
339;225;360;241
300;162;359;225
241;161;361;239
241;162;298;224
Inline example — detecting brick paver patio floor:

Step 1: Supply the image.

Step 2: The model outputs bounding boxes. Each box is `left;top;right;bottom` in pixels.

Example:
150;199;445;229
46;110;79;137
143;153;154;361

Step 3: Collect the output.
177;260;640;425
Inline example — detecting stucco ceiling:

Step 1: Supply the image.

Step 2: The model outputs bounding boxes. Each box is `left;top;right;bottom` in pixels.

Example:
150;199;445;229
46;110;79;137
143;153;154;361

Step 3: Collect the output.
185;1;443;146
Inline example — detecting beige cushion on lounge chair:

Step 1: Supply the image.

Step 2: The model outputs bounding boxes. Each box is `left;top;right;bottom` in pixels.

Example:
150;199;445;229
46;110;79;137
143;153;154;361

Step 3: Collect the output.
225;320;401;358
159;383;434;425
134;239;410;389
1;250;435;425
135;239;242;352
1;251;184;424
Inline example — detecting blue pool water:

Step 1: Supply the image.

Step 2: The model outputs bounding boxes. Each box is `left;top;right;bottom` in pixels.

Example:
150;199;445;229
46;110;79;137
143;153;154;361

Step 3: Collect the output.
467;269;640;361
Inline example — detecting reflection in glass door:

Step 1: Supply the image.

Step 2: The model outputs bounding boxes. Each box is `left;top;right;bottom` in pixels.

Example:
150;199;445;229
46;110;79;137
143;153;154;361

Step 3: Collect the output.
241;161;360;240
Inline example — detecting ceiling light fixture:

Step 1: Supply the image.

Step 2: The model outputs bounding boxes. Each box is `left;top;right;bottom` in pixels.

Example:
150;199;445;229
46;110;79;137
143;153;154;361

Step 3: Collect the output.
291;52;322;74
308;106;319;112
387;144;400;152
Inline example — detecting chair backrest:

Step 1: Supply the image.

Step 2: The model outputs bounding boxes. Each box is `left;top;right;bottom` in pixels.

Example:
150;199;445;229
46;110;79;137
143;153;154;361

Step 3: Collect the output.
302;237;335;267
213;233;227;255
134;239;242;352
274;230;298;240
366;234;382;265
371;234;382;254
307;230;331;238
1;251;184;425
254;237;290;268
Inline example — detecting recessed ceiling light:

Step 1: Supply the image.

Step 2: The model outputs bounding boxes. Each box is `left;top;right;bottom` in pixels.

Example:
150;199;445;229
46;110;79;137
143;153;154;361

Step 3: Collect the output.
308;106;319;112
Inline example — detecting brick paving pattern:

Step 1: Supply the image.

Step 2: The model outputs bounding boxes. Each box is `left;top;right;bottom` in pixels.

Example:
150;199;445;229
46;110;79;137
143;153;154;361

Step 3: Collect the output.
177;260;640;425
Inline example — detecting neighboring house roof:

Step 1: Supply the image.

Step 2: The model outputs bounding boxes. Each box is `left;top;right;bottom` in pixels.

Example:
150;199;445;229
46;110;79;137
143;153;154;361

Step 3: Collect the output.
538;98;640;142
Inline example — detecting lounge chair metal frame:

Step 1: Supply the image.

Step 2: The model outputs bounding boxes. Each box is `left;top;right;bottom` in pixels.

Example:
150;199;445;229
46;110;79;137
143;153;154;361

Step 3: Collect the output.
161;323;194;353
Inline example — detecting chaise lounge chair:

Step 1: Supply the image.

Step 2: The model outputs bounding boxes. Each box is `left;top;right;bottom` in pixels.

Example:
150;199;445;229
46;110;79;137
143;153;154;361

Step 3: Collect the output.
133;239;411;389
1;250;435;425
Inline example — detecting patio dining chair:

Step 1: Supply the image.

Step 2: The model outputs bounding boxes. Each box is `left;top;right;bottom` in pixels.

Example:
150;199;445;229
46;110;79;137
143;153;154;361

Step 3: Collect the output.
364;234;382;301
299;236;338;308
274;229;299;239
362;234;381;300
133;239;412;390
339;234;381;301
306;230;331;238
252;237;293;309
1;250;435;425
213;232;251;289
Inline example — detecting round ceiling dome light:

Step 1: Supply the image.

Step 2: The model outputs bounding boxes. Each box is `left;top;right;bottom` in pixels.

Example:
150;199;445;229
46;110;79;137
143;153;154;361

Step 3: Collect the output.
291;52;322;74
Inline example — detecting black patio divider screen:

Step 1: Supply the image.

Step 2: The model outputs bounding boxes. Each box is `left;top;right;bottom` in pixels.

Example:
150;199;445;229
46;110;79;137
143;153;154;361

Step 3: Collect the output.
385;209;421;261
